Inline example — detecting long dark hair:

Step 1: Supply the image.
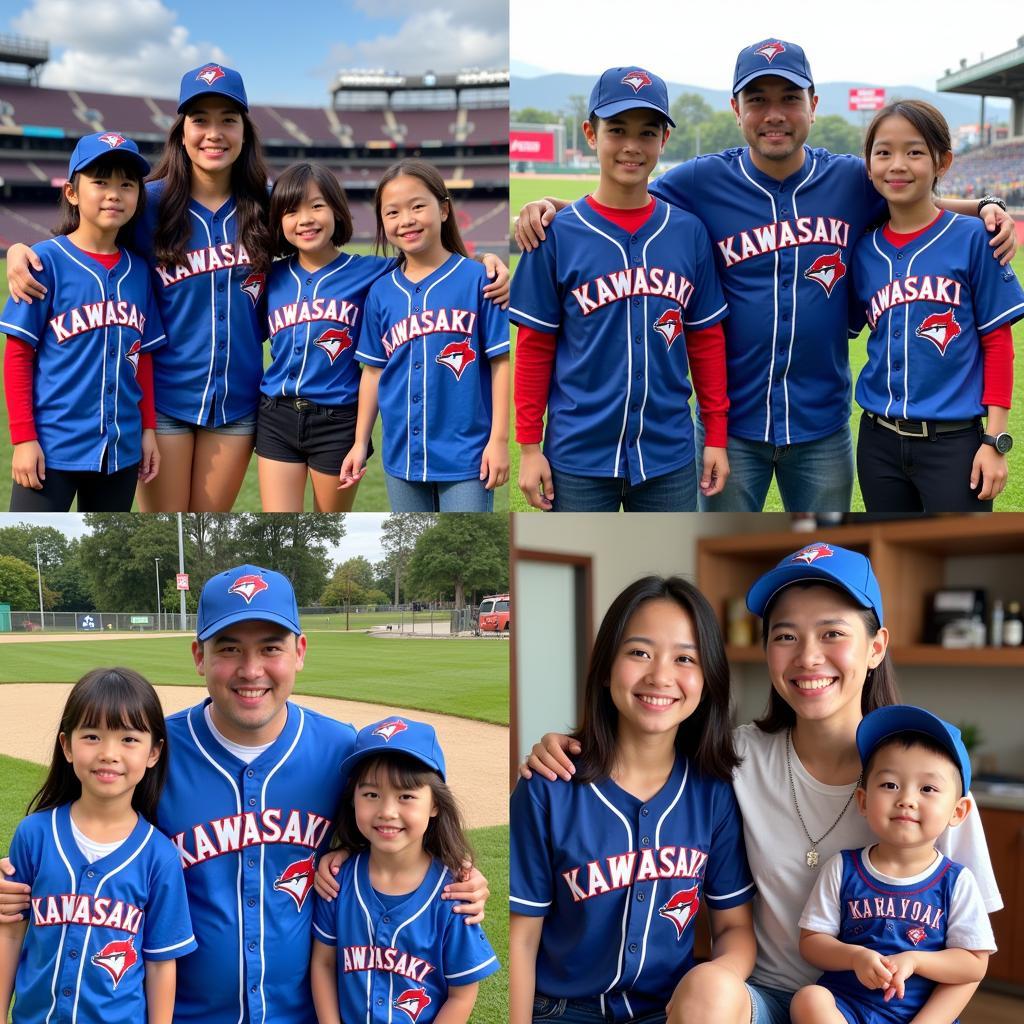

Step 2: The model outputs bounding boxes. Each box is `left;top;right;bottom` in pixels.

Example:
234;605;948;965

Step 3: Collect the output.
333;752;473;878
269;161;353;257
373;159;469;263
754;581;901;733
55;154;148;248
149;103;271;273
28;667;169;824
572;576;739;784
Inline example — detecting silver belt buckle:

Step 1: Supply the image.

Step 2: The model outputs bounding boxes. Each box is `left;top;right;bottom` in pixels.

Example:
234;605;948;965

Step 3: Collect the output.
894;418;928;438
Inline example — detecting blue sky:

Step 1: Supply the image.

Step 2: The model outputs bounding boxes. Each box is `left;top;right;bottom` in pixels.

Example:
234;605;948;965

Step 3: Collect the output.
4;0;508;105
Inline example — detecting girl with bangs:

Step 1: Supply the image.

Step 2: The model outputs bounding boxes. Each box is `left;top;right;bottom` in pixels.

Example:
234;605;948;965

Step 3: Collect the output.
0;668;195;1024
310;718;499;1024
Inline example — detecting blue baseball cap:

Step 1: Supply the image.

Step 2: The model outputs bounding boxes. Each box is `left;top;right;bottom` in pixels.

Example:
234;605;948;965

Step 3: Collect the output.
746;542;884;625
196;564;300;641
68;132;150;178
588;67;676;127
733;38;813;95
340;718;447;783
178;62;248;113
857;705;971;794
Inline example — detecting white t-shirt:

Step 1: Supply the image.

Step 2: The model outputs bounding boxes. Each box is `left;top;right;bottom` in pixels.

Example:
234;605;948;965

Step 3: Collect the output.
204;704;273;764
70;816;127;864
799;847;996;954
732;723;1002;993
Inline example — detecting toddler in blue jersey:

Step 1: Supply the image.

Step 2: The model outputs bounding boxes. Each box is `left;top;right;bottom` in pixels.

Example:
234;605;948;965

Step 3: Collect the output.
1;132;164;513
310;717;499;1024
793;706;995;1024
339;159;510;512
0;668;195;1024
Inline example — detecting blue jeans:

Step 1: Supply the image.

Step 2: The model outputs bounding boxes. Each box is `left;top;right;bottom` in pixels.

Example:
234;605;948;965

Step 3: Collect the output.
695;421;853;512
156;410;257;436
549;464;697;512
384;475;494;512
746;983;793;1024
532;995;665;1024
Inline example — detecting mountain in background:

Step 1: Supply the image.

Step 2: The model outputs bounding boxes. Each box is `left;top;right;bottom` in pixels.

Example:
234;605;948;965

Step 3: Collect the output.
511;73;1010;130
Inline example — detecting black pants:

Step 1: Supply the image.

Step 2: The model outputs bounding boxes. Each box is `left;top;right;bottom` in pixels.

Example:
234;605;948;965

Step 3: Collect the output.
857;412;992;513
9;462;139;512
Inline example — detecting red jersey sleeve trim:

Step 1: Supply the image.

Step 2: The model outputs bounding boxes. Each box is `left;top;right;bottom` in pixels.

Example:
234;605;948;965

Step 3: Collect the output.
686;322;729;448
514;324;557;445
980;321;1014;409
4;336;37;444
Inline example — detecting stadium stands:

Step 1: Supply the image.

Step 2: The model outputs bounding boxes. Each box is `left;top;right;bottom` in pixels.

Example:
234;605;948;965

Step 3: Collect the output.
944;140;1024;207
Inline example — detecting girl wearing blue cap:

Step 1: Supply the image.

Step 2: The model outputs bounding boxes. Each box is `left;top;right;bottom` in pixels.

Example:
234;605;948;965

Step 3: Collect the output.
523;544;1000;1024
1;132;164;511
310;717;499;1024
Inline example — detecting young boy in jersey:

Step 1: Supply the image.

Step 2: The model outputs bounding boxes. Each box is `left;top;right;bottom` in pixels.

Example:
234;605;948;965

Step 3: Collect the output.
793;706;995;1024
511;66;730;512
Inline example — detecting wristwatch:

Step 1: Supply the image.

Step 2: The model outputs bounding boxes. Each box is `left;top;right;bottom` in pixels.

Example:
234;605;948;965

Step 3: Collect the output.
977;195;1007;215
981;432;1013;454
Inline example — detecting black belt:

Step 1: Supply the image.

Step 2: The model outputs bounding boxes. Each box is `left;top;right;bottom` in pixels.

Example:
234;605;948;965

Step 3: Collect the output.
864;411;980;439
271;396;336;416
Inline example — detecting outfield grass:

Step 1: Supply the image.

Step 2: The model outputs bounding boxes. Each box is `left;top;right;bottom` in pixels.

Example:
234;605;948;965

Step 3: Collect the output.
508;175;1024;512
0;257;509;513
0;753;507;1024
0;632;509;725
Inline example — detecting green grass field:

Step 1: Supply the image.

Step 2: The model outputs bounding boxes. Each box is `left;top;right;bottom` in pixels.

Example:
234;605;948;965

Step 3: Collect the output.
0;256;509;513
509;175;1024;512
0;753;508;1024
0;631;509;725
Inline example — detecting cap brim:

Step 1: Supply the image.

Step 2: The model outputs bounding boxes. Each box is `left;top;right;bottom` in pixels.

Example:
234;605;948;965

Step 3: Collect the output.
856;706;970;792
746;567;871;617
177;91;248;113
69;152;151;178
339;746;445;785
733;69;813;95
197;609;301;642
591;99;675;128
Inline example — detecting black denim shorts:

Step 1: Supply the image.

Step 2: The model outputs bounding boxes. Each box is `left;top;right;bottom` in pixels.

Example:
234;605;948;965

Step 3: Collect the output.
255;395;373;475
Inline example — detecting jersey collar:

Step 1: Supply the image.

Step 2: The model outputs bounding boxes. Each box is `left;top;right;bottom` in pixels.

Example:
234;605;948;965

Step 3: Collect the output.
353;850;447;918
189;697;303;772
740;144;814;192
394;250;462;290
54;802;155;876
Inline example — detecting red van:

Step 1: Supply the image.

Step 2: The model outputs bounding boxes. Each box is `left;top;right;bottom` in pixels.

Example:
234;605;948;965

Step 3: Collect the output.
477;594;510;633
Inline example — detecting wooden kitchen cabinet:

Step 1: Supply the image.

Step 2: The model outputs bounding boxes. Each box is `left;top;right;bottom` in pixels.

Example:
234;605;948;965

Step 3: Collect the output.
981;806;1024;985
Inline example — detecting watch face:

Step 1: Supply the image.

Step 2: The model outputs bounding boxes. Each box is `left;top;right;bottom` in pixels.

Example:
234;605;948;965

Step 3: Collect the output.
996;433;1013;454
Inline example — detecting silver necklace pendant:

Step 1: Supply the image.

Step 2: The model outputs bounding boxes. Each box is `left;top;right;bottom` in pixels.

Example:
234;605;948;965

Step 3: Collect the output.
806;848;820;868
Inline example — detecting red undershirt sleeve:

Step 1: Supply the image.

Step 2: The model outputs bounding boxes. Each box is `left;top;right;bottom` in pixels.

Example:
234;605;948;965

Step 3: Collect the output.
4;337;37;444
137;352;156;430
980;321;1013;409
685;322;729;448
514;324;557;445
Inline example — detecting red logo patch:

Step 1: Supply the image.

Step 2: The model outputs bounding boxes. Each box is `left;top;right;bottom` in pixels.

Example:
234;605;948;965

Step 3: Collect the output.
197;64;226;87
803;250;847;297
755;41;786;63
394;987;432;1022
373;719;408;742
653;308;684;349
273;854;316;911
621;71;653;93
125;339;141;375
915;308;961;356
658;885;700;939
227;574;269;603
240;272;265;306
791;543;834;565
907;925;927;946
315;328;354;364
92;937;139;989
435;338;476;380
98;133;126;149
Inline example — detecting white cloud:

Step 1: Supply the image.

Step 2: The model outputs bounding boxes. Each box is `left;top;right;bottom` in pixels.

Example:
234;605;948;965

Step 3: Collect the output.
11;0;228;96
327;5;508;74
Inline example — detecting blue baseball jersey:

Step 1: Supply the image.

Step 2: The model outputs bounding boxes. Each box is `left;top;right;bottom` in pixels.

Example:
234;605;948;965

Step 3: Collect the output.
851;212;1024;421
510;198;728;482
262;252;396;405
650;148;886;445
134;179;267;426
0;237;166;472
312;853;499;1024
355;254;509;482
158;700;355;1024
8;803;196;1024
509;756;754;1022
807;848;993;1023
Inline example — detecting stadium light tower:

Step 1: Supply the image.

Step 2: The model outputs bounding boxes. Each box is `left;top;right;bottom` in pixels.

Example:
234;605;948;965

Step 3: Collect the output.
35;541;44;631
155;558;162;630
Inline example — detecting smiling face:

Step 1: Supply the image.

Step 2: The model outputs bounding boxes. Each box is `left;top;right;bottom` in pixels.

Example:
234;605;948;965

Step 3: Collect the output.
192;620;306;745
868;113;952;217
857;740;969;851
64;166;139;236
60;721;161;807
607;598;705;743
353;764;437;860
583;108;667;200
731;76;816;176
379;173;448;264
182;100;245;177
281;178;337;264
765;584;887;732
